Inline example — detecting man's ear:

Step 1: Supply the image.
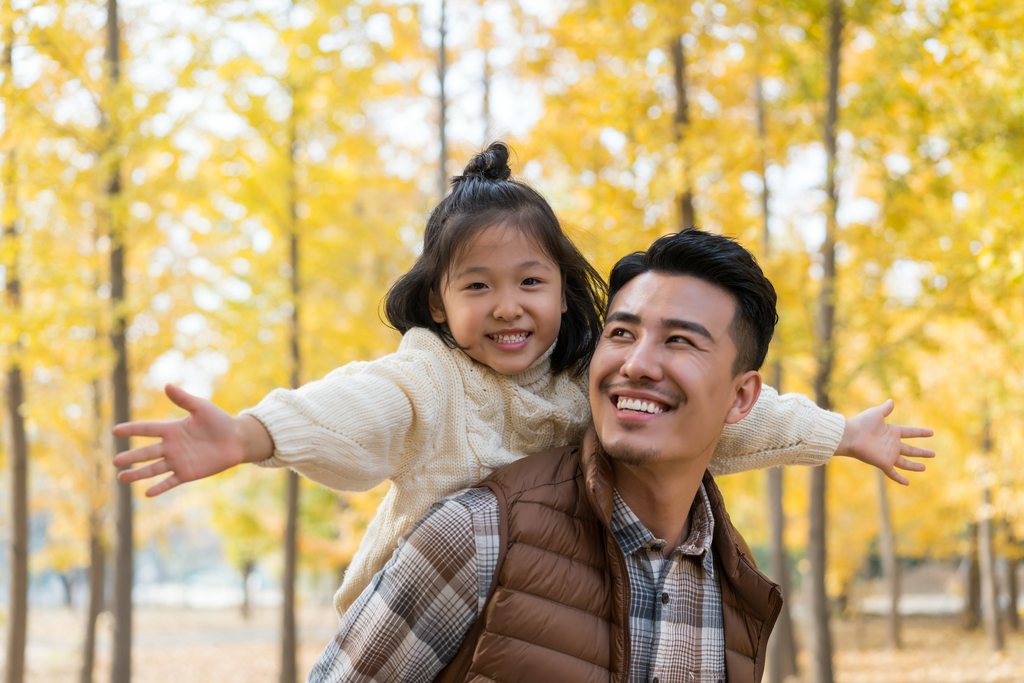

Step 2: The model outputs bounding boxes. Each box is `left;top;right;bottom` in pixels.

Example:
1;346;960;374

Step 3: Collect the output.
724;371;762;424
429;290;447;324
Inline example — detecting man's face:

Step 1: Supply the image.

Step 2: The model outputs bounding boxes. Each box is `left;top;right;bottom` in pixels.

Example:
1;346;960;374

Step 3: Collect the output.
589;272;760;468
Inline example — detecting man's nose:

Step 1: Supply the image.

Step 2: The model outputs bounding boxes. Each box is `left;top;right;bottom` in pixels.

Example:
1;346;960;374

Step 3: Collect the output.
493;290;523;321
620;337;663;382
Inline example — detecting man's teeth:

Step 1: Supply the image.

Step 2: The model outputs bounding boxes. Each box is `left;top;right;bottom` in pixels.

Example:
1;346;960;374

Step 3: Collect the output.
491;332;529;344
616;397;666;414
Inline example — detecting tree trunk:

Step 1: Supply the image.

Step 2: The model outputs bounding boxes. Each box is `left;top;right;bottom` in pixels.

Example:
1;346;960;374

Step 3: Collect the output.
2;25;30;683
1005;522;1019;630
279;120;301;683
81;516;105;683
766;466;798;683
757;78;797;683
670;35;694;231
876;470;901;649
106;3;133;682
4;366;29;683
765;367;797;683
437;0;448;199
978;489;1003;650
963;524;981;629
482;47;491;144
242;560;255;620
808;3;842;682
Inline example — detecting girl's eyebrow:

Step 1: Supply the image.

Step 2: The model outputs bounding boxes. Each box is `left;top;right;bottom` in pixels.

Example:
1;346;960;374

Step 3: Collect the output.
455;260;553;278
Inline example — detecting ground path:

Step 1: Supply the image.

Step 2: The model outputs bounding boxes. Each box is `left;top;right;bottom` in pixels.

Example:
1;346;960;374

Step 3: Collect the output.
5;606;1024;682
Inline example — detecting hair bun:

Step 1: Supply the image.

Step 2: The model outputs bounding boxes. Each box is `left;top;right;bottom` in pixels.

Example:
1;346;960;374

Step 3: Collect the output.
459;142;512;182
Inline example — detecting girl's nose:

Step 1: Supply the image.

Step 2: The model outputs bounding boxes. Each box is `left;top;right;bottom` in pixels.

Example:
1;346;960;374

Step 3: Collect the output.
493;292;523;321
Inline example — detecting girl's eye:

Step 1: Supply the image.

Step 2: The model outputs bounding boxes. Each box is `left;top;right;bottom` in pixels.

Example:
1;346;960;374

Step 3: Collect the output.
522;277;540;286
467;282;487;290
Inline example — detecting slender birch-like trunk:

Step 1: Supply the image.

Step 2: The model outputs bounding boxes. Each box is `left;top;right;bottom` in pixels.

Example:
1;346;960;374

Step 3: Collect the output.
808;2;843;681
670;35;694;231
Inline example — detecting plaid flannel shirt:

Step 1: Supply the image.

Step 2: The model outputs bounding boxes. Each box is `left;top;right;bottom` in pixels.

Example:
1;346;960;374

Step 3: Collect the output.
307;484;724;683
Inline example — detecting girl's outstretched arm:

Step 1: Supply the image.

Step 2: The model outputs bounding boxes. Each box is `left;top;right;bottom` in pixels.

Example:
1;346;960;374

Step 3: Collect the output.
114;332;452;497
113;384;273;497
709;386;934;482
834;399;934;485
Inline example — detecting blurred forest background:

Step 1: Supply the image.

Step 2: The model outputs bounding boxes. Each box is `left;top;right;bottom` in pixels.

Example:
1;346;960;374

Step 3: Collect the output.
0;0;1022;681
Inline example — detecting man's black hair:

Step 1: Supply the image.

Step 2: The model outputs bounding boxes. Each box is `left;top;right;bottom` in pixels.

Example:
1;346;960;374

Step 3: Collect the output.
384;142;606;376
606;228;778;374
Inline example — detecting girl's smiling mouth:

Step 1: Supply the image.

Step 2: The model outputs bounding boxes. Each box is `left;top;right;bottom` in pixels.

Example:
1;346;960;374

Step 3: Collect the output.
488;331;532;346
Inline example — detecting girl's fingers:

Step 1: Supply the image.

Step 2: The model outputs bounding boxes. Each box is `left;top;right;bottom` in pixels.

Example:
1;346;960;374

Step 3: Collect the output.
879;399;895;418
896;426;934;439
117;459;171;484
113;443;164;468
894;457;926;472
146;473;182;498
900;443;936;459
885;468;910;486
165;384;204;413
113;421;171;439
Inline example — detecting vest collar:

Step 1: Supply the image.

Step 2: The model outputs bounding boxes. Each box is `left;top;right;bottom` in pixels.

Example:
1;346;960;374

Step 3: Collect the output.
580;426;616;526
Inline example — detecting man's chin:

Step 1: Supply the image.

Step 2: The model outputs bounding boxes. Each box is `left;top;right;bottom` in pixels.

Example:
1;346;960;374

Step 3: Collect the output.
600;440;658;467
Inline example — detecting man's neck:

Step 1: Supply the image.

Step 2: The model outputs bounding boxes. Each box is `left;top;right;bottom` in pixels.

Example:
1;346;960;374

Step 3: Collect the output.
610;449;715;560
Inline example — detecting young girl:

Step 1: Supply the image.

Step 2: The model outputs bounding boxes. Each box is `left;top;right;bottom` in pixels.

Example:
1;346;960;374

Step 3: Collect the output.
113;142;929;618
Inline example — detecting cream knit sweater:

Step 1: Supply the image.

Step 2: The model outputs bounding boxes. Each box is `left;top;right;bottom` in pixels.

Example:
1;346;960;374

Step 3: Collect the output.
244;327;845;618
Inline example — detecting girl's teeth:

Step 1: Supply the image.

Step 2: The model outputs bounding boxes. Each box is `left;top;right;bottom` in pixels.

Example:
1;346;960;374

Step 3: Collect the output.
616;397;665;414
492;333;529;344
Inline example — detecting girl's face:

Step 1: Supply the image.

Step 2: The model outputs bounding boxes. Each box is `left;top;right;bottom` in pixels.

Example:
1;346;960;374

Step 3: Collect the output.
430;224;566;375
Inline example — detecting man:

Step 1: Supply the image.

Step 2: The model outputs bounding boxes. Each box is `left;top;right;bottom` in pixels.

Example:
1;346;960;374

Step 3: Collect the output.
307;228;932;683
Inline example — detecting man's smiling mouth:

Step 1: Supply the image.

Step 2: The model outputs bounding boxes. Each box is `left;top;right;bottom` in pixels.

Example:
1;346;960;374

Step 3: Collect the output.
615;396;668;414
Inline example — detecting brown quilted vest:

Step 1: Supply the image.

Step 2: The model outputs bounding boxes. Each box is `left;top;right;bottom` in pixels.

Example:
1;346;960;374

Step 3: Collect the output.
435;427;783;683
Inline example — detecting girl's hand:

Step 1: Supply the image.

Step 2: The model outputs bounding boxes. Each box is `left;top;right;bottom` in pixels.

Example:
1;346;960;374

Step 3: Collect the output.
112;384;271;497
836;399;935;485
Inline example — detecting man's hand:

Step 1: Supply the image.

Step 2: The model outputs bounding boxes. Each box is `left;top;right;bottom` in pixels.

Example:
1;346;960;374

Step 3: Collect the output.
836;399;935;486
112;384;272;497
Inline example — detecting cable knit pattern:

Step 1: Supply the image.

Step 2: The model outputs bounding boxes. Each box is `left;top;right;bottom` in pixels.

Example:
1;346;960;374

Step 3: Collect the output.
242;328;845;618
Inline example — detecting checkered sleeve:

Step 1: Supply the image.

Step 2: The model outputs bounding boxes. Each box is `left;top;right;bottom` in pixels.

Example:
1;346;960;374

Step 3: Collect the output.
306;487;500;683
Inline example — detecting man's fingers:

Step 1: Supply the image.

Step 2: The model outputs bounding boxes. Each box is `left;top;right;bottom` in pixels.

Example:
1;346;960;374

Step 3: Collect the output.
165;383;204;413
895;425;934;439
113;421;170;439
113;443;165;468
146;474;182;498
900;443;936;459
885;467;910;486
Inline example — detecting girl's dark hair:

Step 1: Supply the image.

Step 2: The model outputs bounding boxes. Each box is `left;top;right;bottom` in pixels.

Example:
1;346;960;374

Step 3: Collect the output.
385;142;606;376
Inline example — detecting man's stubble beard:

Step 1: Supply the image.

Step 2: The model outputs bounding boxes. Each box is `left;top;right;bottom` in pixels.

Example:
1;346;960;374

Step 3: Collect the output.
600;422;660;466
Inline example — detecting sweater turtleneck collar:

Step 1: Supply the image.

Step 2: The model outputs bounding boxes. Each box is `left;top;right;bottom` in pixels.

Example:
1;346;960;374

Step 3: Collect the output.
505;338;557;387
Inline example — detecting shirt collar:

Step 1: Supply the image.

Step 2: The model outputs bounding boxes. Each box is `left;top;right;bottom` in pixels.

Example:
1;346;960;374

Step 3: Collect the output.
610;484;717;578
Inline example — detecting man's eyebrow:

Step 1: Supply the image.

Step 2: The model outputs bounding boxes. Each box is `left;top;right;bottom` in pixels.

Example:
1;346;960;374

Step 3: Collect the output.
663;318;714;342
606;311;641;325
606;311;713;342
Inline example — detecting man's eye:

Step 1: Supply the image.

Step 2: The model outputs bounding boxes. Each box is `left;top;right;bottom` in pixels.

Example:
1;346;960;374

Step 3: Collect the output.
610;328;634;339
668;335;694;345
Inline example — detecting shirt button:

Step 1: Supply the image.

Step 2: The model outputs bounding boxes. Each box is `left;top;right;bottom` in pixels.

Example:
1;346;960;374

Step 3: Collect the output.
661;592;670;605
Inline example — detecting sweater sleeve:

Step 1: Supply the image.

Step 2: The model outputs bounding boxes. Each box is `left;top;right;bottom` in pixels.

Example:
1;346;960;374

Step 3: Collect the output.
707;385;846;477
240;340;453;492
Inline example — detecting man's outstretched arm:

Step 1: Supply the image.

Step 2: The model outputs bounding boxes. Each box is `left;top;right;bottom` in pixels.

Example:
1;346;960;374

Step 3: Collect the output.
307;488;500;683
